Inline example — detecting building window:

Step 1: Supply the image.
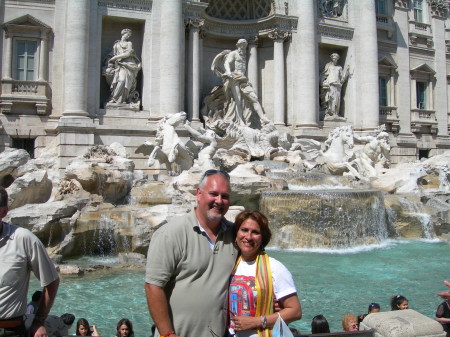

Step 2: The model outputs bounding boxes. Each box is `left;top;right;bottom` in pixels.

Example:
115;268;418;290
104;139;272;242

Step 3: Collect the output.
413;0;424;22
416;81;427;109
15;40;37;81
376;0;387;15
379;77;388;106
11;138;35;158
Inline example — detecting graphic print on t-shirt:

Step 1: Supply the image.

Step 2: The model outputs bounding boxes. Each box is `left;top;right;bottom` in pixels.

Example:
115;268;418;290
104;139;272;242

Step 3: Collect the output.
229;274;257;329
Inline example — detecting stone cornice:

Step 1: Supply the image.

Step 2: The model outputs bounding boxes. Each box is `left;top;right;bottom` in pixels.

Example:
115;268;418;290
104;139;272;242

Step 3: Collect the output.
201;14;298;39
394;0;409;10
97;0;152;12
184;1;208;20
5;0;54;4
318;23;354;41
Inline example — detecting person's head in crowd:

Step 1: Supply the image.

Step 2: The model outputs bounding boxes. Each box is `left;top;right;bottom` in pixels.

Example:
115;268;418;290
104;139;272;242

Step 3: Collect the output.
76;318;92;336
368;302;381;314
311;314;330;334
116;318;134;337
342;314;358;332
390;295;409;310
0;186;9;220
31;290;43;303
61;313;76;329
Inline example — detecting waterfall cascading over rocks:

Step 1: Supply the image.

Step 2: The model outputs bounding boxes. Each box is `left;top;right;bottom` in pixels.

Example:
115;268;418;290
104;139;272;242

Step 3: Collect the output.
260;189;389;249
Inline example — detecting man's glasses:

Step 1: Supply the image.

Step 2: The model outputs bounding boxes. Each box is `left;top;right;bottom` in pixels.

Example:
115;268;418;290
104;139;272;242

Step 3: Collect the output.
201;169;230;181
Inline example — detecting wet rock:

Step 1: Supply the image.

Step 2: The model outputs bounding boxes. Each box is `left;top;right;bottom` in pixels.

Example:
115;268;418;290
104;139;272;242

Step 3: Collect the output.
58;264;84;275
7;170;52;209
118;252;146;266
0;148;30;185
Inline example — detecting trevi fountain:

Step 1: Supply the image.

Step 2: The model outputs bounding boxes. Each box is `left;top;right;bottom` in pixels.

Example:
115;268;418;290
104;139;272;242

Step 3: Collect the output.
1;37;449;336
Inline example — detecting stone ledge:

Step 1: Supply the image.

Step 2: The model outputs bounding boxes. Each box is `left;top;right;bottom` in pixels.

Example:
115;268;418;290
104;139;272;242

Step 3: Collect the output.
360;309;445;337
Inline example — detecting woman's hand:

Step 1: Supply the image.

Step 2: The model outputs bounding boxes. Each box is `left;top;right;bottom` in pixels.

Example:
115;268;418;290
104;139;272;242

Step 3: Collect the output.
232;314;261;331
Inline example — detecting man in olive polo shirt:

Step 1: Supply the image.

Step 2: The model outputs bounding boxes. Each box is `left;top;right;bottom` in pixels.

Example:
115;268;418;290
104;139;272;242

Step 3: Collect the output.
0;186;60;337
145;170;237;337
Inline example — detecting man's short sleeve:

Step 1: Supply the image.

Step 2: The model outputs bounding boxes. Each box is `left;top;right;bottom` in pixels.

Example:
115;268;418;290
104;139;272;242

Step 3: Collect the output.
145;223;183;287
25;230;59;287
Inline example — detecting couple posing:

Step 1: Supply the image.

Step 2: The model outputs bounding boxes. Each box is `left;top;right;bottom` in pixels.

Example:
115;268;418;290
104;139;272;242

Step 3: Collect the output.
145;170;302;337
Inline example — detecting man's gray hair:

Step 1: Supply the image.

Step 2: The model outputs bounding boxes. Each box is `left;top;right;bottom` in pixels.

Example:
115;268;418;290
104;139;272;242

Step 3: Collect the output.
198;170;230;189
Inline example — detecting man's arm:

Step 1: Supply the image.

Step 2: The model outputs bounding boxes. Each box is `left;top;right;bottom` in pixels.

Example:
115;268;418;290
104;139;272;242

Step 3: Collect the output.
145;283;180;337
31;277;60;337
438;280;450;300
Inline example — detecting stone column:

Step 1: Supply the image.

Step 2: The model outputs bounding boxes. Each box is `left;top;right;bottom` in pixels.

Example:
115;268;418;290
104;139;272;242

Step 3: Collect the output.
38;29;49;81
62;0;90;117
355;0;379;129
247;37;259;94
431;5;449;136
159;0;184;115
393;1;412;134
186;18;203;122
269;29;289;126
295;0;318;127
3;32;12;80
410;78;417;109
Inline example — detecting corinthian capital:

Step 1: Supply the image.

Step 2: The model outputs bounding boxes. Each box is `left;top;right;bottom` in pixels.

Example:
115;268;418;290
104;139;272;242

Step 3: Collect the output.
268;29;290;41
185;18;204;30
394;0;409;9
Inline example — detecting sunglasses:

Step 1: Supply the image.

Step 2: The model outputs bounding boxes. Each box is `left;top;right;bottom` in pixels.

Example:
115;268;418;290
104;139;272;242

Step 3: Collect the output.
201;169;230;181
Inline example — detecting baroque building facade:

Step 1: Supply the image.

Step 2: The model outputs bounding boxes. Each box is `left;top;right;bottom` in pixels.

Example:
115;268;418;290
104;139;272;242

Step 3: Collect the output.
0;0;449;172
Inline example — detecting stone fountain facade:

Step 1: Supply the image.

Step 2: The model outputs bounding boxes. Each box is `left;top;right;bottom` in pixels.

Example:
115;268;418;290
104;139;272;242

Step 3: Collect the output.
0;1;449;259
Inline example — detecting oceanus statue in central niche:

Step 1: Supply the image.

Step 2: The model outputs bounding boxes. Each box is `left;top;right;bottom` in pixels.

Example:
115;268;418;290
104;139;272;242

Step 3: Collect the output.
103;28;142;109
202;39;271;129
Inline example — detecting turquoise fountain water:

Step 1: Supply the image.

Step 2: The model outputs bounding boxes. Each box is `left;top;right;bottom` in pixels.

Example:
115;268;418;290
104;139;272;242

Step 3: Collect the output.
30;240;450;336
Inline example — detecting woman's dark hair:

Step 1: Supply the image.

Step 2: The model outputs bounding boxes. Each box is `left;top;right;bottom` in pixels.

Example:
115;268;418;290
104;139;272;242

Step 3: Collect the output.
368;302;380;313
390;295;408;310
311;314;330;334
234;210;272;249
116;318;134;337
76;318;92;336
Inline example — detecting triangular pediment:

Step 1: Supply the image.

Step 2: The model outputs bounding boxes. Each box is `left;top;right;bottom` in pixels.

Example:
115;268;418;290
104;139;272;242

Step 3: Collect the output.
378;55;397;68
3;14;51;30
411;63;436;74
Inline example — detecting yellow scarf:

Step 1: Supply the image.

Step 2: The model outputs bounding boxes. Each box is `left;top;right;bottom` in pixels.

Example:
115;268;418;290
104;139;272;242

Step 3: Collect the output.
232;253;273;337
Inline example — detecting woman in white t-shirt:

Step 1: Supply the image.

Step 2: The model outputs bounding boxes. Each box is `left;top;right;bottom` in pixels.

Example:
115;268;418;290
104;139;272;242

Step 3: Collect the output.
229;210;302;337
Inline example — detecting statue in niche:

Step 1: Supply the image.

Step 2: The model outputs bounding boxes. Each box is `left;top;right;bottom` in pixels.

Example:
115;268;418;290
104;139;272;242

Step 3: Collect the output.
319;0;344;17
320;52;349;120
204;38;271;129
103;28;142;109
351;125;391;178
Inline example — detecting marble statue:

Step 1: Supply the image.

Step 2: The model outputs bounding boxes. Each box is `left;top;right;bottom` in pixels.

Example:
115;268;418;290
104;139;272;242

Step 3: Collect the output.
352;125;391;178
204;39;270;129
184;121;219;170
319;0;344;17
103;28;142;108
320;53;349;120
135;112;193;175
297;125;361;177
